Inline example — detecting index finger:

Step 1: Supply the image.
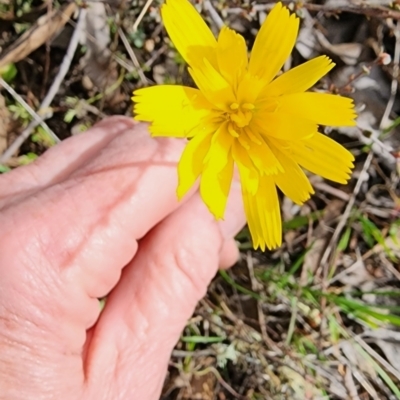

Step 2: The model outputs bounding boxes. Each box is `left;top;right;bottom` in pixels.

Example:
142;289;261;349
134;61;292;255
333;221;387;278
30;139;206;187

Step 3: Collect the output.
0;116;136;206
0;121;192;353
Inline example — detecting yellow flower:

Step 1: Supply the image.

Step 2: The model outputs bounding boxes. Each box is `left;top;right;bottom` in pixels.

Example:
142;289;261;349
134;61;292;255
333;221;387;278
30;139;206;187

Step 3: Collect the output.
133;0;356;250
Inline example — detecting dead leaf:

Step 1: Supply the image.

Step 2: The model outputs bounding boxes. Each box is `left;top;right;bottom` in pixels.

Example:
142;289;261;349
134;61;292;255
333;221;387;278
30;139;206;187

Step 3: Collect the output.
377;339;400;372
279;365;324;399
365;329;400;374
295;11;320;60
341;341;377;379
80;2;119;101
0;3;77;69
335;258;374;287
316;30;364;65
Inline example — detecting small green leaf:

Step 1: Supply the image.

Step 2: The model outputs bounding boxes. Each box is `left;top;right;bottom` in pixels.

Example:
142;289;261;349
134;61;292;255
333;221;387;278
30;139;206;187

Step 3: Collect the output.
31;126;56;147
64;109;77;123
181;336;225;344
337;226;351;251
0;63;17;83
0;164;11;173
18;152;38;165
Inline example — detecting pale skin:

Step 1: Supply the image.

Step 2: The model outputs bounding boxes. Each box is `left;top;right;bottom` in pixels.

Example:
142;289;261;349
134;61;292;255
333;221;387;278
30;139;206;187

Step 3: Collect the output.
0;116;246;400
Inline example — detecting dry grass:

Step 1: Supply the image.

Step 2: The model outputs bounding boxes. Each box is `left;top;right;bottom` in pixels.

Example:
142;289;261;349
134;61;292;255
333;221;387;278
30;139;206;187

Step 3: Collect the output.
1;1;400;398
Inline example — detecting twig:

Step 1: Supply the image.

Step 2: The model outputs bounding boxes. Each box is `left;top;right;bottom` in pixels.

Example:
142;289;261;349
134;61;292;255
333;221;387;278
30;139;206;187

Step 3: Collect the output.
298;2;400;20
335;63;373;94
312;181;350;202
144;44;168;68
319;152;374;277
196;367;247;399
380;20;400;129
132;0;153;32
118;27;148;85
254;2;400;20
351;368;378;400
0;7;86;163
204;0;224;29
39;7;86;122
285;297;298;346
41;1;53;99
0;78;55;139
344;366;361;400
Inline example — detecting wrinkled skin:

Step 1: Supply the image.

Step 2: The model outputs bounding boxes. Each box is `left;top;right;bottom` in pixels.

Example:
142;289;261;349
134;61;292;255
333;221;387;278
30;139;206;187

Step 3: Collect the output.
0;117;245;400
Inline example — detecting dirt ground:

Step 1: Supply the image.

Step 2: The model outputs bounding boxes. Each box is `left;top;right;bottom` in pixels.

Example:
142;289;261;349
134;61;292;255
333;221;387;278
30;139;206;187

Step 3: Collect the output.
1;0;400;399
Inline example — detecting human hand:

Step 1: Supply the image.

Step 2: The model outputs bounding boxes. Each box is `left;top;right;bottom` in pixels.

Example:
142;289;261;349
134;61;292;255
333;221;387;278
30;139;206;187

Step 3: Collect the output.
0;116;245;399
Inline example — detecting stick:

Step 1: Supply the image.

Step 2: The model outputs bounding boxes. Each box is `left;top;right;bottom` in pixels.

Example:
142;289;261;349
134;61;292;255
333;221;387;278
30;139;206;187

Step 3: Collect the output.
0;7;86;163
0;78;55;139
132;0;153;32
380;20;400;129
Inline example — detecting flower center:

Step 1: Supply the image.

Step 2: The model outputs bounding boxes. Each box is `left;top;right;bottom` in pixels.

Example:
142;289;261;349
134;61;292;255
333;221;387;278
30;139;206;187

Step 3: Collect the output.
227;102;255;137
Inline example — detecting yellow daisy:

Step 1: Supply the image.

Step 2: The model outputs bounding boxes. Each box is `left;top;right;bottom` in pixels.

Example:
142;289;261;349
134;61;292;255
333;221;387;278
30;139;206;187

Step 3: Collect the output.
133;0;356;250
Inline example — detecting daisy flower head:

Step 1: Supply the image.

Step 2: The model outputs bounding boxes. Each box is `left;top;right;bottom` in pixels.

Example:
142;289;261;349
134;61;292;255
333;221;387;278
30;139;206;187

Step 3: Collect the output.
133;0;357;251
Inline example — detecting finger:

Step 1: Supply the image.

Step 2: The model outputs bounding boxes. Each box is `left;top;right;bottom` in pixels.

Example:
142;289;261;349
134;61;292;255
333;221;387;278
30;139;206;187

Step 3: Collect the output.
218;177;244;268
0;116;135;207
219;238;240;269
84;180;245;399
0;123;191;358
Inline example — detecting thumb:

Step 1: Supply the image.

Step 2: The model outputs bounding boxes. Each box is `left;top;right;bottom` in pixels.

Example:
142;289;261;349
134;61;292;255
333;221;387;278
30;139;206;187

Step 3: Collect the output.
84;180;245;399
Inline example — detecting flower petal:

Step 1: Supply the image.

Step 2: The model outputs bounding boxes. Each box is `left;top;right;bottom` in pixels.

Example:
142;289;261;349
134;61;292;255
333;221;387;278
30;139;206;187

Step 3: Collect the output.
177;131;212;199
248;2;299;85
161;0;217;68
200;122;234;218
265;56;335;96
241;174;282;250
290;132;355;184
278;92;357;126
204;121;234;168
232;141;259;195
244;128;284;175
189;60;236;110
237;72;265;105
272;147;314;204
252;112;317;141
200;156;234;220
216;26;248;88
133;85;211;137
